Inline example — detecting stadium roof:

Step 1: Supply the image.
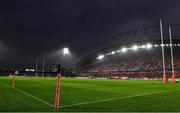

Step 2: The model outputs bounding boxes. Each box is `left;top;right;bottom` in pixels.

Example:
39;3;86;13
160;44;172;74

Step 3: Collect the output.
73;25;180;70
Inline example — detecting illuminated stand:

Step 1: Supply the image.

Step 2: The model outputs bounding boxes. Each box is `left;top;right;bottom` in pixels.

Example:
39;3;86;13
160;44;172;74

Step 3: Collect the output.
96;21;179;84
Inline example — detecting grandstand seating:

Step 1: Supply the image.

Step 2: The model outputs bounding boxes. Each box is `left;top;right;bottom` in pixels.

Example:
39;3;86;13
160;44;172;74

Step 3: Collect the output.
81;47;180;78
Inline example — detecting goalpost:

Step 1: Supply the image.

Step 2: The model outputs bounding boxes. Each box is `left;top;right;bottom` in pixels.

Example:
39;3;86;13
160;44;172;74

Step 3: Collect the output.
160;19;166;83
169;26;176;83
160;20;176;84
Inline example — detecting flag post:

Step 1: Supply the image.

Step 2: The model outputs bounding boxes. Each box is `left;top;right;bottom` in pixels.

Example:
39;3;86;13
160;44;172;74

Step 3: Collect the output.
169;26;175;83
54;73;61;109
160;19;166;84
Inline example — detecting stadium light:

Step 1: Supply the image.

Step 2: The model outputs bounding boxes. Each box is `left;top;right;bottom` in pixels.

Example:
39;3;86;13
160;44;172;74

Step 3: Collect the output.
146;43;153;49
140;45;146;48
132;45;138;51
97;55;105;60
154;44;159;47
160;44;165;47
98;42;178;59
63;48;69;55
25;69;35;72
121;47;127;53
111;51;115;55
63;47;69;70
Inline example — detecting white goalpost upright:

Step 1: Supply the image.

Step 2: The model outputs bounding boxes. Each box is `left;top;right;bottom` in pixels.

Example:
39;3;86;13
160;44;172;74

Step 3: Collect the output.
42;57;45;77
160;19;166;83
169;26;176;83
35;57;38;77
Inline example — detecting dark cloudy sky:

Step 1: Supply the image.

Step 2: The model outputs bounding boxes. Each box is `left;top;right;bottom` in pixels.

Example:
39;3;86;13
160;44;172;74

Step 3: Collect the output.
0;0;180;69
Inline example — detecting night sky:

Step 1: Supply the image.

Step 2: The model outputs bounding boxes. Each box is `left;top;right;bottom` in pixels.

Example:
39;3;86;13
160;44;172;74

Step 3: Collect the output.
0;0;180;69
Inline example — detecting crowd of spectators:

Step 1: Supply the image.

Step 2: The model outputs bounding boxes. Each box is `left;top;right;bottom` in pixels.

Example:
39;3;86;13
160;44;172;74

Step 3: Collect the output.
81;49;180;78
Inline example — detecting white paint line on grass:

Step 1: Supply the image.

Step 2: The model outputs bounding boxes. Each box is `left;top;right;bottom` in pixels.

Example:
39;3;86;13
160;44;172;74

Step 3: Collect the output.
0;81;53;107
60;88;180;108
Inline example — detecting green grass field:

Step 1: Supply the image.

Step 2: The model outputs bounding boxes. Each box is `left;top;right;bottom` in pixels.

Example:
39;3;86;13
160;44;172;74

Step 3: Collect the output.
1;76;180;112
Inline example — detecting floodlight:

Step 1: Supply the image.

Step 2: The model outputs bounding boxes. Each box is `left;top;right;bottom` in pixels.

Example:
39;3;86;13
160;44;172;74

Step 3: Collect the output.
97;55;105;60
160;44;165;47
63;48;69;55
25;69;35;72
111;51;115;55
154;44;159;47
132;45;138;51
121;47;127;52
146;43;153;49
141;45;146;48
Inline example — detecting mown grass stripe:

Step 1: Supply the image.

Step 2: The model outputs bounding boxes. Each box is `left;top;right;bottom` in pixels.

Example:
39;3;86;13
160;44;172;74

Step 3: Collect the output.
0;81;53;107
61;88;180;108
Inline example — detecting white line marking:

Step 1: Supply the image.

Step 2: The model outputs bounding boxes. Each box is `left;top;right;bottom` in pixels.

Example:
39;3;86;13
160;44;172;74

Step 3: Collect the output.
61;88;180;108
0;81;53;107
1;80;180;109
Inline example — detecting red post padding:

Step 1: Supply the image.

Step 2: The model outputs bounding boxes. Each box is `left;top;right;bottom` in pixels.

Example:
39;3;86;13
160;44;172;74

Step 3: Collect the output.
163;74;166;84
54;73;61;109
171;75;175;83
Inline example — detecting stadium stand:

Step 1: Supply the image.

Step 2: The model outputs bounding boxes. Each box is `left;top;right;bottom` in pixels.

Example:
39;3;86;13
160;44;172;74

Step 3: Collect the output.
79;47;180;79
75;25;180;79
